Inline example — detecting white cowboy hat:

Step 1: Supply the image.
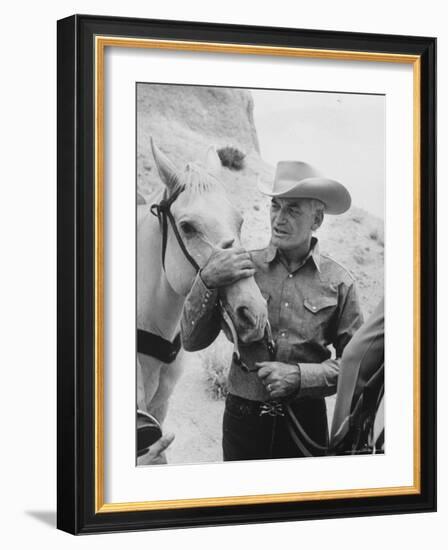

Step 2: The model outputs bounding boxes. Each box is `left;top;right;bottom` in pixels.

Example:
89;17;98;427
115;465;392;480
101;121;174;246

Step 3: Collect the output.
258;161;351;215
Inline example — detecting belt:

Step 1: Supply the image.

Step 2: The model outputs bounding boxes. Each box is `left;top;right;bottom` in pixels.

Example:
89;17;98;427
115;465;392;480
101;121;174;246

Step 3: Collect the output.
226;393;285;417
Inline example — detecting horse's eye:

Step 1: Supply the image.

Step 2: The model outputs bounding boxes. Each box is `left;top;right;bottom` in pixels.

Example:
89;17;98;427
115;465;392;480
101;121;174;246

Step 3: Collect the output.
180;221;196;235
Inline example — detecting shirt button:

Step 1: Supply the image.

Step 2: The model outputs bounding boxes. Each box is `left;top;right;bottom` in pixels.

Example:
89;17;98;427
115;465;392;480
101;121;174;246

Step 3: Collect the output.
285;302;289;307
288;274;293;278
281;331;287;337
191;321;195;325
312;306;317;311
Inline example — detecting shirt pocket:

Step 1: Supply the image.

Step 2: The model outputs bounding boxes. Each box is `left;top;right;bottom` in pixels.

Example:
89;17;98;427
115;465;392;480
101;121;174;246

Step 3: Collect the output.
303;296;338;314
301;295;338;344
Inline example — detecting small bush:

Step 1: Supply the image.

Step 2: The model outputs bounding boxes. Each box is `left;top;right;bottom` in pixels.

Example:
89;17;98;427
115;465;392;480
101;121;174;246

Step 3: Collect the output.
217;146;246;171
369;228;385;247
201;335;232;399
353;246;367;265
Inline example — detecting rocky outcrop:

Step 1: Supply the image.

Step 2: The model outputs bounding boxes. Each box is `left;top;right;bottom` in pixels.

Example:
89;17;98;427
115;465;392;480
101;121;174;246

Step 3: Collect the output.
137;84;262;198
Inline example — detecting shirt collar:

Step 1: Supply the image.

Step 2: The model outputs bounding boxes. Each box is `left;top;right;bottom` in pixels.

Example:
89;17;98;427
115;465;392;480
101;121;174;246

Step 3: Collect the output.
264;237;321;272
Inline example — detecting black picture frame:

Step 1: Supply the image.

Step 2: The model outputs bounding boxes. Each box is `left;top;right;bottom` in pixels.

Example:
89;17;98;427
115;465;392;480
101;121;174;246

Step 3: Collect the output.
57;14;436;534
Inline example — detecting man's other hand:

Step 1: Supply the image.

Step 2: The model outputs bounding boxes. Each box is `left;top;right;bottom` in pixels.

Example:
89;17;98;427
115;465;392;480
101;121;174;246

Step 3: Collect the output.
256;361;301;399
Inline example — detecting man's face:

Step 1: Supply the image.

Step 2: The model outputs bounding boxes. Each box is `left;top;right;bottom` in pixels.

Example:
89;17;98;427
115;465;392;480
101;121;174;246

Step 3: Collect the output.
270;198;322;251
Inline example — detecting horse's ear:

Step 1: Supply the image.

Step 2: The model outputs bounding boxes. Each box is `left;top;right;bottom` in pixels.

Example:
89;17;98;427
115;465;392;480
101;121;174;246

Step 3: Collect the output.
150;138;180;193
203;146;222;177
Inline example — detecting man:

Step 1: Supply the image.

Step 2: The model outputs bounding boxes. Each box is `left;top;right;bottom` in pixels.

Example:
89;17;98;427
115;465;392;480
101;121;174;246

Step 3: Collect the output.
181;161;364;460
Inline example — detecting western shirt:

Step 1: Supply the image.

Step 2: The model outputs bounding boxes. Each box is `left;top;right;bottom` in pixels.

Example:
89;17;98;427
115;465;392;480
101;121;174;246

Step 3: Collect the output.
181;238;364;402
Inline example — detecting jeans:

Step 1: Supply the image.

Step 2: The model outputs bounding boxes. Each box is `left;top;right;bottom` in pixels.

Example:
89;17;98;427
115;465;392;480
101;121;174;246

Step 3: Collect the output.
222;393;328;461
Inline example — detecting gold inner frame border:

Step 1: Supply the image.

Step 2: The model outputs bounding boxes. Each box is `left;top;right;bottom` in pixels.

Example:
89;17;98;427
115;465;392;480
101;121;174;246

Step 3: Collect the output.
94;35;421;513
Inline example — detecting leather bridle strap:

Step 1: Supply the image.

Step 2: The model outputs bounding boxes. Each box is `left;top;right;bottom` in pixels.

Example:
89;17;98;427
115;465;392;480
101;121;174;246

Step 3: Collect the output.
137;188;196;362
285;403;329;455
137;330;181;363
150;187;200;273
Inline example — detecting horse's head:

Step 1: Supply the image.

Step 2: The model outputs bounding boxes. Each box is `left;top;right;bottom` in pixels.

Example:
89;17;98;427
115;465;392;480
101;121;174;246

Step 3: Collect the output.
151;139;267;343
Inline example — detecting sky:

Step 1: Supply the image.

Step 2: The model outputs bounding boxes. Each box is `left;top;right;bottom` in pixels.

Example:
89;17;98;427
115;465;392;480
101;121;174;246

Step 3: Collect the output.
251;89;385;219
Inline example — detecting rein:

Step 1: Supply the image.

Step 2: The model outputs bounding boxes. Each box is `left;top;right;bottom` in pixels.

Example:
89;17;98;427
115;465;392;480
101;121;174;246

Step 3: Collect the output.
220;295;380;458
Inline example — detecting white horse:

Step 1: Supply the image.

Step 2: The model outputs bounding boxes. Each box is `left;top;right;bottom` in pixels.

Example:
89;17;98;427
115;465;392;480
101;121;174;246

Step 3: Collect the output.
137;140;268;430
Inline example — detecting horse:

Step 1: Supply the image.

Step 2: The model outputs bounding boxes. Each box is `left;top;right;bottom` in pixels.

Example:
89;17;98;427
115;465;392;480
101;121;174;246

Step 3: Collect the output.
136;140;268;433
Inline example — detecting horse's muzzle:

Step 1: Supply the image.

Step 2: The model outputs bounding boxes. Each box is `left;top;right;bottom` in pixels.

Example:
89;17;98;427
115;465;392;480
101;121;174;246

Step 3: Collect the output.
233;306;267;344
222;276;268;344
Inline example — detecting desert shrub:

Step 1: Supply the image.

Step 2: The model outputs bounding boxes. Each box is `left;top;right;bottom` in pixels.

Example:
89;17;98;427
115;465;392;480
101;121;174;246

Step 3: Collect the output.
353;246;367;265
369;228;385;247
201;335;233;399
217;146;246;171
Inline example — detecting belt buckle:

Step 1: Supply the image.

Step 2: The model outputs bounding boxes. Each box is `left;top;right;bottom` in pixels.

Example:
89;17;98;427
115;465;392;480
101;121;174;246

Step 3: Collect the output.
259;401;284;417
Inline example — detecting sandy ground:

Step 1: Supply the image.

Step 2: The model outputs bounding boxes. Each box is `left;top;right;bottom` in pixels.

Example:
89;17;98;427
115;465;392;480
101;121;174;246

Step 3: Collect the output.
164;352;224;464
164;352;336;465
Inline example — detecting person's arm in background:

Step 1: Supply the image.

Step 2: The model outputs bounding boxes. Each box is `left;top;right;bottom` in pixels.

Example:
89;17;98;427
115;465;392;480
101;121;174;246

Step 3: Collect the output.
181;246;255;351
330;297;384;446
137;432;175;466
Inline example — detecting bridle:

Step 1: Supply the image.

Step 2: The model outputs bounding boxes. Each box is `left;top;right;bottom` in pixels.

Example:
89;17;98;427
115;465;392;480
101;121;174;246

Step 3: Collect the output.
150;187;276;364
136;186;199;364
150;185;200;273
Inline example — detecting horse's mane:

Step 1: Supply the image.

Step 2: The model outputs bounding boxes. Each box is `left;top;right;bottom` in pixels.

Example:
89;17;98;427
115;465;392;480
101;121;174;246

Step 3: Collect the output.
173;161;222;196
145;160;223;206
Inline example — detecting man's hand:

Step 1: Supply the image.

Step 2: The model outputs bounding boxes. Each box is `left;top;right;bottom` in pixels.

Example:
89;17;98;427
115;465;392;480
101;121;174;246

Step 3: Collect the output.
256;361;301;399
200;247;255;288
137;432;175;466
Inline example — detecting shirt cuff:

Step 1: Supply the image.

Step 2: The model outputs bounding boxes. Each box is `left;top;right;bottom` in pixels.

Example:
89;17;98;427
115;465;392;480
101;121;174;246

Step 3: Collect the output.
296;360;339;398
188;272;219;314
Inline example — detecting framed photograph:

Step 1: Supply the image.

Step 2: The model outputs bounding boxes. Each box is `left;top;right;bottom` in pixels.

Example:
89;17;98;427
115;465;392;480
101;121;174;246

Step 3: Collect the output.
57;14;436;534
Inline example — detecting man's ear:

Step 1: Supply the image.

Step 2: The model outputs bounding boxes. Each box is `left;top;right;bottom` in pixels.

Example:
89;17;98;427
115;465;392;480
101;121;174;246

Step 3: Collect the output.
311;209;324;231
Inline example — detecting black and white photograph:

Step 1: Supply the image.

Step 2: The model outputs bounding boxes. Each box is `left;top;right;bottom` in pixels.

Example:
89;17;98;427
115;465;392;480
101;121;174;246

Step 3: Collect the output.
53;11;435;536
135;83;385;466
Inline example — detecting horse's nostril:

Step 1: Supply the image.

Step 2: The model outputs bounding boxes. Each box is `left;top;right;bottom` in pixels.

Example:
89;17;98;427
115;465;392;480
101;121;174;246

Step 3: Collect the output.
236;306;256;327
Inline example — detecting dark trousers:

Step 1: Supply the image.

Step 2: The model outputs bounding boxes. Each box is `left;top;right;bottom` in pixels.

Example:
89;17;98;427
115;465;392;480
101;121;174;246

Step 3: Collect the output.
223;393;328;461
